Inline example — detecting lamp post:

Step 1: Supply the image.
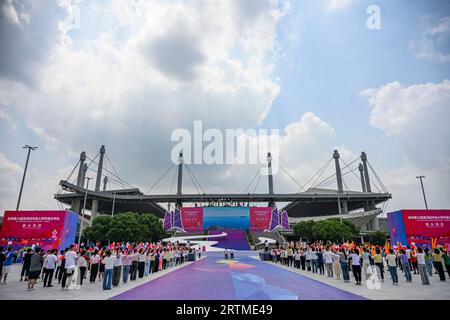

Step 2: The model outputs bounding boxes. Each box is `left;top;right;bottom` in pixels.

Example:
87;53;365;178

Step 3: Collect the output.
111;192;116;217
337;192;343;223
78;177;92;251
416;175;428;210
16;145;38;210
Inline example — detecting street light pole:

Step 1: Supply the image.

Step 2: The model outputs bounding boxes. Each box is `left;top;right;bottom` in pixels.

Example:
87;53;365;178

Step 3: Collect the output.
111;192;116;217
16;145;38;210
416;175;428;210
337;193;343;223
78;177;92;251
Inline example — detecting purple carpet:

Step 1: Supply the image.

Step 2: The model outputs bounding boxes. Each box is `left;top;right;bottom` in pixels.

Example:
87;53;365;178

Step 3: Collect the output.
111;252;366;300
208;229;250;250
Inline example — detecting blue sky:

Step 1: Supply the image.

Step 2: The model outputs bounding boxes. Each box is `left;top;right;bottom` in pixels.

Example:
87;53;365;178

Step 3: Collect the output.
0;0;449;215
266;0;450;169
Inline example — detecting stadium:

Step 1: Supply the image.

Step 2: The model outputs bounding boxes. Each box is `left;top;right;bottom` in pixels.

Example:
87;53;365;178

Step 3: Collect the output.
54;145;392;250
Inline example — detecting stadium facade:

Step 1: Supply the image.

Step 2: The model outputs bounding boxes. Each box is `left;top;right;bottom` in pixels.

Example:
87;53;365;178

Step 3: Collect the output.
55;145;391;234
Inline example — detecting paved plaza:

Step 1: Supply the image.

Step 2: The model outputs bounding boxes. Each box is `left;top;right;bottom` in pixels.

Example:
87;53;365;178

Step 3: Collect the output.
0;251;449;300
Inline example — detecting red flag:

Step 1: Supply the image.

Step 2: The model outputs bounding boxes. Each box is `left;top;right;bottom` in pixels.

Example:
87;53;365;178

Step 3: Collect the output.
96;241;101;247
431;238;438;249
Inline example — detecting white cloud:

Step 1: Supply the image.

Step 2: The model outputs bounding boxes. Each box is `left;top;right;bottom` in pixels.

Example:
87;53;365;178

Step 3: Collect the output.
0;152;22;214
410;16;450;63
0;152;74;215
361;80;450;210
0;1;67;84
325;0;353;11
0;0;293;210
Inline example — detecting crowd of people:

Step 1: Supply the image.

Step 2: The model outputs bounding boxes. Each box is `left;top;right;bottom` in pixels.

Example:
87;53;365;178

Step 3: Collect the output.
0;242;198;291
259;241;450;286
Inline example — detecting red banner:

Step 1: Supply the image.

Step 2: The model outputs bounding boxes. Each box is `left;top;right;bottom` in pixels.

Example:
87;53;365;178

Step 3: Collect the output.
0;210;78;251
250;207;272;231
402;209;450;245
181;207;203;232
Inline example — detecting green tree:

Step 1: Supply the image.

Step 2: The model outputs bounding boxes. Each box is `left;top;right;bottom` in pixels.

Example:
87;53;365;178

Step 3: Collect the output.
293;219;359;243
106;212;143;242
138;213;165;242
84;212;164;243
84;215;112;243
368;230;388;246
293;220;316;241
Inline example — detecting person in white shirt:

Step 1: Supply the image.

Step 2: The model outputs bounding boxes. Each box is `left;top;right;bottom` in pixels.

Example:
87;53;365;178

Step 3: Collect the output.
112;250;123;287
144;251;151;276
310;250;318;274
54;251;63;281
323;249;335;278
43;249;57;287
102;250;114;290
386;249;399;285
361;248;371;280
350;249;362;285
294;250;301;269
138;249;146;278
416;247;430;285
305;249;312;271
61;245;78;290
77;250;88;286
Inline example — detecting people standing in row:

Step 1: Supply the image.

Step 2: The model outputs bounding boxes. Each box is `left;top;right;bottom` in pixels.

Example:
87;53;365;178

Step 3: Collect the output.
385;249;399;285
78;250;88;287
20;248;33;282
27;248;44;290
432;248;446;281
416;247;430;285
43;249;57;287
102;250;114;290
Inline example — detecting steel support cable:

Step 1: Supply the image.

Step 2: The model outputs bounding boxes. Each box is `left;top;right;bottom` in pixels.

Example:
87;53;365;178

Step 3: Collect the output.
310;158;335;190
65;159;80;182
249;162;267;194
145;162;176;194
243;161;268;194
340;158;363;183
252;166;264;194
85;152;100;170
185;164;201;195
86;167;127;189
313;157;358;189
313;170;337;189
104;153;135;189
316;166;357;189
363;161;384;193
185;164;206;194
367;161;388;193
342;177;350;191
87;167;129;189
86;156;131;188
271;159;305;191
298;158;333;192
316;157;359;189
88;156;135;189
169;164;178;195
338;157;359;173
